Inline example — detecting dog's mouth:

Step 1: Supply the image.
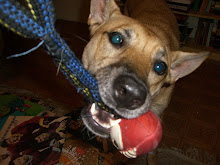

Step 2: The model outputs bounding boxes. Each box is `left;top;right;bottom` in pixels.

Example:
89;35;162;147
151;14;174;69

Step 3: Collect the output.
81;103;162;158
81;103;121;138
81;66;152;138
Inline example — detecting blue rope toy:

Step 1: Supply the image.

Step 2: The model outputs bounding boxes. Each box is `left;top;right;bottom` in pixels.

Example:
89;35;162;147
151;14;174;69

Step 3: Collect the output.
0;0;111;113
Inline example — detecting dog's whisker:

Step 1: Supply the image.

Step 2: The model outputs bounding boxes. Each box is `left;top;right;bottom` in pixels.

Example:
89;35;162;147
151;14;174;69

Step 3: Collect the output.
76;116;82;121
88;134;97;141
86;129;92;138
56;48;64;75
73;34;88;43
81;126;87;132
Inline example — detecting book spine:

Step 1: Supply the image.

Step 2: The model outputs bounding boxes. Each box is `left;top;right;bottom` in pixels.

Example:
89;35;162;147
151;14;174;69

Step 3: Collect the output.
213;20;220;48
209;20;218;47
167;0;192;5
202;22;210;46
168;3;190;11
195;20;204;45
192;0;201;11
206;0;213;13
187;17;200;38
209;0;217;14
199;21;207;45
200;0;209;13
206;22;214;46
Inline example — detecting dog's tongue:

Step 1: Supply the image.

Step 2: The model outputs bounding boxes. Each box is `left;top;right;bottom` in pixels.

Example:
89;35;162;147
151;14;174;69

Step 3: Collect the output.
110;111;162;158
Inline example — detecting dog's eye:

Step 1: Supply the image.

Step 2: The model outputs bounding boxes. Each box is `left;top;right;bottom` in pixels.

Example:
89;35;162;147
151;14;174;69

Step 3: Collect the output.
109;32;123;47
154;61;167;75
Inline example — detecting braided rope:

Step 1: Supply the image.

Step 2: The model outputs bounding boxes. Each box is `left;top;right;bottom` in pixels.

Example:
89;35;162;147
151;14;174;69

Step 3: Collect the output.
0;19;24;37
0;0;113;113
31;0;55;29
0;0;44;38
25;0;37;20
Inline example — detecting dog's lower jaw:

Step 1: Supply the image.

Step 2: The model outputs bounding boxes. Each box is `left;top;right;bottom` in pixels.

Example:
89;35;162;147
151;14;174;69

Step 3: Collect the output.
81;105;110;138
81;116;110;138
81;118;110;138
81;104;122;138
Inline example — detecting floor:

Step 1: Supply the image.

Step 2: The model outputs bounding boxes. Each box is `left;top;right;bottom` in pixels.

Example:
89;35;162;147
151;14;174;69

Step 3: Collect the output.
0;20;220;163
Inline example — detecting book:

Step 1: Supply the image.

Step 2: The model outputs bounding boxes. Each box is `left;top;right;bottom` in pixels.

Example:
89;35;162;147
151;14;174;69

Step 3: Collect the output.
195;20;205;45
209;0;217;14
175;14;189;24
0;116;69;165
202;22;211;46
192;0;202;11
168;3;191;12
206;22;214;46
213;20;220;48
187;16;200;38
167;0;193;5
206;0;213;13
209;20;218;47
0;93;44;130
200;0;209;13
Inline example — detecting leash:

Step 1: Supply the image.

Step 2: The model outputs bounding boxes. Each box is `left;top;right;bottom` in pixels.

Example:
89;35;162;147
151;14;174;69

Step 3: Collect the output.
0;0;112;113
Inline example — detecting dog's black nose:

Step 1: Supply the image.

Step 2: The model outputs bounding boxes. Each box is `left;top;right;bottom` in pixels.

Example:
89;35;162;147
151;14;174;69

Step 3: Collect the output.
113;74;147;110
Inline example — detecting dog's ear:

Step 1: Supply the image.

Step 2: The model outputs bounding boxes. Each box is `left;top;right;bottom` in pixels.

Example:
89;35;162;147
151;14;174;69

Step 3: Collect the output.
170;51;209;81
88;0;121;35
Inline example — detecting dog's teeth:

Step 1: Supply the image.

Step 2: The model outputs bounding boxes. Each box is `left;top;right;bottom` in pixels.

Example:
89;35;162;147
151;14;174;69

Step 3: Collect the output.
110;118;121;127
90;103;97;115
92;115;98;123
101;123;111;129
90;103;119;129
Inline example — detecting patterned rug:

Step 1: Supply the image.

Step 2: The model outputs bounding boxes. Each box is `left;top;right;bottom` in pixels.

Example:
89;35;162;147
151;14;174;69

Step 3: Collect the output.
0;84;218;165
0;85;128;165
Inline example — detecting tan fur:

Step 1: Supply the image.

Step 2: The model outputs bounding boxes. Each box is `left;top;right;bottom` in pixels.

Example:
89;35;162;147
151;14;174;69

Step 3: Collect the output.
124;0;180;50
81;0;209;164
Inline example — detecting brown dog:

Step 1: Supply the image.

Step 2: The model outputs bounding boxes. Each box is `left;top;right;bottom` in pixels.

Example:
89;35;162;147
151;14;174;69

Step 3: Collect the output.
81;0;208;164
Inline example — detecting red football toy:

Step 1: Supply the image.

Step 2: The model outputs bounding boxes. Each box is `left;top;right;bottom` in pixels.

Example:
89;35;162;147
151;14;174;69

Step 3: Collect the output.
110;111;162;158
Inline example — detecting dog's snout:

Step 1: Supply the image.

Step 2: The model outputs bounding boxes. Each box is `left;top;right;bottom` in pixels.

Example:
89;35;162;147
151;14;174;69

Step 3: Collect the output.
113;75;147;110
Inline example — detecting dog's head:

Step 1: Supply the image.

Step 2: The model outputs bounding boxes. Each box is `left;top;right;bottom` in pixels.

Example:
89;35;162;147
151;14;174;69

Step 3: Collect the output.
81;0;208;138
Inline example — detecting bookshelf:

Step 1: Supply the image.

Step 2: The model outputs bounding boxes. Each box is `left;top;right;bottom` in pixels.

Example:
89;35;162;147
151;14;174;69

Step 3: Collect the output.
167;0;220;60
173;10;220;20
173;10;220;59
174;10;220;60
115;0;220;60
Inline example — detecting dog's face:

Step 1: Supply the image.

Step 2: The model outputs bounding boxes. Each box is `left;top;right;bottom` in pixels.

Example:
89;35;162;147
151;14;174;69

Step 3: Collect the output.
81;0;208;138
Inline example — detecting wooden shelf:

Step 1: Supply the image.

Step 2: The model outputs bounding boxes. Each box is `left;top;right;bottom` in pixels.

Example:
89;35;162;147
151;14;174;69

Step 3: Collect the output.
180;45;220;61
184;37;217;50
173;11;220;58
173;11;220;20
180;37;220;61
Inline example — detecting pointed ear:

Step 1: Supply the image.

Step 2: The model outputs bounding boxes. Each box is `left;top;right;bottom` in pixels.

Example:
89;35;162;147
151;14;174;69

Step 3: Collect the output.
170;51;209;81
88;0;121;35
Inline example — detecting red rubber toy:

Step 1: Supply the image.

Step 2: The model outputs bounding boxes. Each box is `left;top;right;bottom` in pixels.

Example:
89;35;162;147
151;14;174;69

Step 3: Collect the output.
110;111;162;158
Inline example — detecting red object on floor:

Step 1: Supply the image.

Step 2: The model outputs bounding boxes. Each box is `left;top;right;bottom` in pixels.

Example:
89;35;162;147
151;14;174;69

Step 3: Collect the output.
110;111;162;158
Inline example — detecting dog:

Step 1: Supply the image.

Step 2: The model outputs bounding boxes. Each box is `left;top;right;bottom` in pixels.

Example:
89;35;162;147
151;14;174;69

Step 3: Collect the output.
81;0;209;164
